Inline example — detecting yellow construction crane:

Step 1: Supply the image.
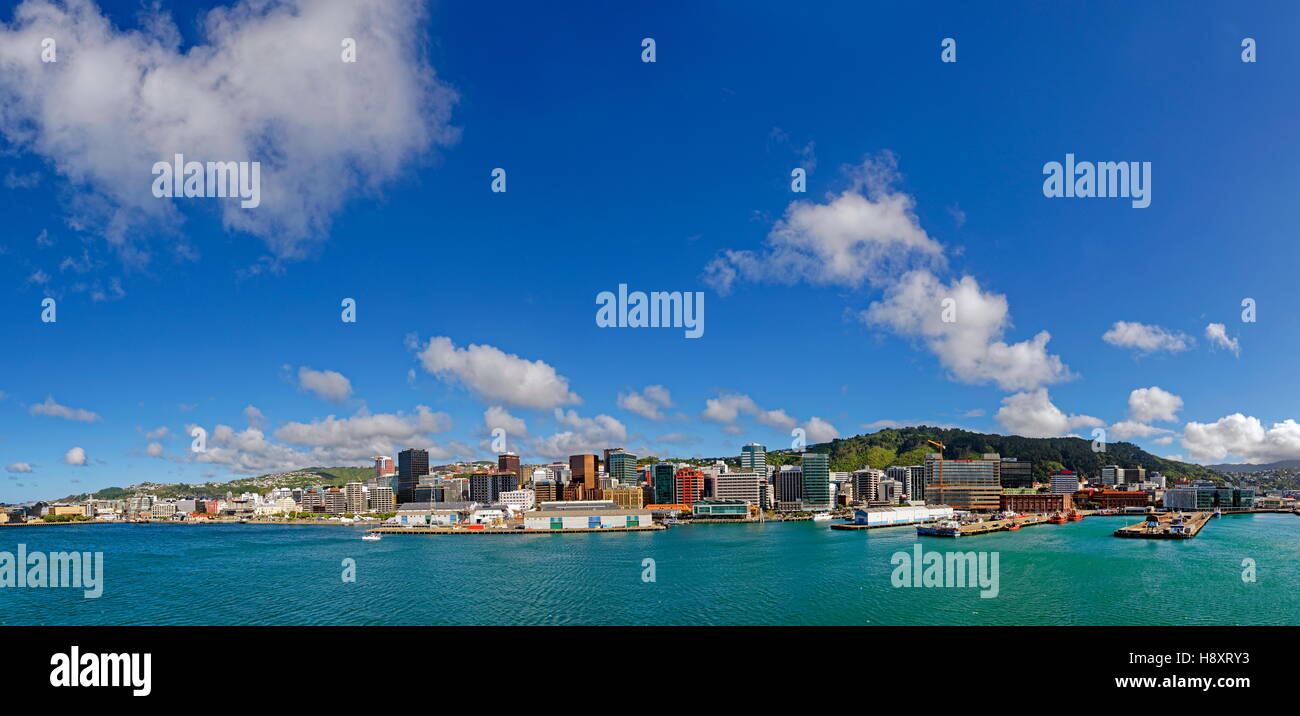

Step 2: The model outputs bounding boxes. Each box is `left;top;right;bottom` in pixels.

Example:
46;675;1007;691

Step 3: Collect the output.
926;439;945;455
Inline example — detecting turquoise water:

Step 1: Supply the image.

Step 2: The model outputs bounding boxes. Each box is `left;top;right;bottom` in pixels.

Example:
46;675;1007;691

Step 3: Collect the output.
3;514;1298;626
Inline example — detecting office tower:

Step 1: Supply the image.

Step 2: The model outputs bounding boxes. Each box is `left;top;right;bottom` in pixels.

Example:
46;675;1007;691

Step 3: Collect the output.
801;453;831;509
498;452;520;478
368;486;395;512
301;488;323;512
397;448;430;504
924;453;1001;511
324;487;347;514
775;466;803;508
534;480;557;503
906;466;926;501
1050;470;1081;494
470;473;495;503
999;458;1034;489
853;468;882;502
570;454;598;490
652;463;676;504
495;472;519;497
344;482;366;513
372;456;395;480
607;449;637;486
674;468;704;506
740;443;767;478
714;472;763;506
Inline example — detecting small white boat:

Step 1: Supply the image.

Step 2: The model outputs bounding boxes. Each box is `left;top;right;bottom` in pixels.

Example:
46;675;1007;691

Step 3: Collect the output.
812;513;833;522
361;533;382;541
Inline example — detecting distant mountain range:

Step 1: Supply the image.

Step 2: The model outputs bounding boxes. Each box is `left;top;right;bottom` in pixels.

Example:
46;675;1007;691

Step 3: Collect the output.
51;466;376;503
766;426;1222;483
1206;460;1300;473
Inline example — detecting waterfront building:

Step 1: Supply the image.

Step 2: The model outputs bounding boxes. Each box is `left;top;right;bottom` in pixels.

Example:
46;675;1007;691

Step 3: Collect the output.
853;468;883;503
713;471;763;506
802;453;831;510
925;453;1001;511
1086;490;1149;509
397;448;431;504
775;466;803;508
1050;470;1082;495
1164;486;1255;510
344;482;367;514
652;463;676;505
301;488;324;513
1000;490;1072;513
740;443;767;480
607;449;638;486
368;486;395;512
471;472;518;503
570;454;599;490
853;505;954;526
604;486;645;509
533;480;557;503
674;468;705;506
999;458;1034;489
1101;465;1147;487
692;499;750;518
323;487;346;514
523;507;651;530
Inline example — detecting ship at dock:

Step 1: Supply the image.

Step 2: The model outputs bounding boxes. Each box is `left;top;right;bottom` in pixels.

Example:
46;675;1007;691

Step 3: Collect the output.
916;520;963;537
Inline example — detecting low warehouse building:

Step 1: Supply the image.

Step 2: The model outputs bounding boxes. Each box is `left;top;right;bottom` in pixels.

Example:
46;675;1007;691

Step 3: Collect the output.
523;508;652;530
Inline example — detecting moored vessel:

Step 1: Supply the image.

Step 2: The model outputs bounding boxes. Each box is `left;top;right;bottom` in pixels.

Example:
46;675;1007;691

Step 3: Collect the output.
916;519;962;537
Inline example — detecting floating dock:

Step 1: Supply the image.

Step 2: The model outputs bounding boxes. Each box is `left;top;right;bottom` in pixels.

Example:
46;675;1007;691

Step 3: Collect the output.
1113;511;1212;539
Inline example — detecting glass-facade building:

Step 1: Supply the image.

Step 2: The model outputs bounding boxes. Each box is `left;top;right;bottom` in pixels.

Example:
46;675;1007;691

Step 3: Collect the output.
608;450;638;486
924;453;1002;511
802;452;831;509
652;463;676;504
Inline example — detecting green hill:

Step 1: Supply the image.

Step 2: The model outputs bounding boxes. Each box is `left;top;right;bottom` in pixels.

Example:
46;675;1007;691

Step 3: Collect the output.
54;466;376;503
765;426;1220;483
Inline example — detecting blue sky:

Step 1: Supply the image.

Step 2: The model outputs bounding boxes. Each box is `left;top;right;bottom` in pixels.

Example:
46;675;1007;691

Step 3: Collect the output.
3;0;1300;501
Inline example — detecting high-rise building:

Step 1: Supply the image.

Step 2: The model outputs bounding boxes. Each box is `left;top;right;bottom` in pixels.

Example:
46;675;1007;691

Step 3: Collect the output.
775;466;803;510
1101;465;1147;487
906;466;926;501
344;482;367;513
802;453;831;510
999;458;1034;489
570;454;598;490
498;453;521;478
652;463;676;504
1050;470;1081;495
674;468;704;506
397;448;430;504
853;468;883;503
740;443;767;480
714;472;763;506
607;449;638;486
925;453;1001;511
372;456;395;480
534;480;557;503
324;487;347;514
368;486;395;512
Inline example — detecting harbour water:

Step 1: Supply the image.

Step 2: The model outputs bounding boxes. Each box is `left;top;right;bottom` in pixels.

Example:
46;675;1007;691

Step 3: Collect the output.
4;514;1297;626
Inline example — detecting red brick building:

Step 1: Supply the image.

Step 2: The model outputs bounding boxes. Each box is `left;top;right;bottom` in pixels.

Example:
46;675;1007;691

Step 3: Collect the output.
1000;492;1072;513
1086;490;1149;509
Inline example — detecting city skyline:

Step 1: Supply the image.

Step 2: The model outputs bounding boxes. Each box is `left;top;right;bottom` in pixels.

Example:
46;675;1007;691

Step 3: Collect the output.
5;0;1300;504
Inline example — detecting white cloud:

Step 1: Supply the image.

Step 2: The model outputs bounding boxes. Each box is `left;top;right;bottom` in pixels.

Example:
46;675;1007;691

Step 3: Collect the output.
146;442;164;457
273;405;452;461
30;396;102;422
864;271;1072;391
1108;420;1174;440
1204;323;1241;357
64;446;87;466
297;366;353;403
1152;436;1175;445
701;394;758;424
5;462;33;473
484;406;528;438
529;409;628;459
1127;386;1183;423
617;385;673;420
243;405;266;429
655;432;699;445
1102;321;1192;354
144;425;170;440
801;417;840;443
413;336;580;410
995;389;1103;438
1181;414;1300;464
0;0;458;264
703;154;945;294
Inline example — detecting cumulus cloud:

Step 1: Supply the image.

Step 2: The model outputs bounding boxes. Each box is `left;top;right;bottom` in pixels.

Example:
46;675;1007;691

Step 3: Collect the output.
64;446;87;466
703;154;945;295
146;442;164;457
5;462;33;473
617;385;673;420
995;389;1103;438
1182;414;1300;464
413;336;580;409
1102;321;1192;354
864;271;1072;391
143;425;170;440
1204;323;1241;357
1108;421;1174;440
484;405;528;438
297;366;353;403
529;409;628;459
801;416;840;443
0;0;458;265
29;395;102;422
1127;386;1183;424
700;392;836;441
